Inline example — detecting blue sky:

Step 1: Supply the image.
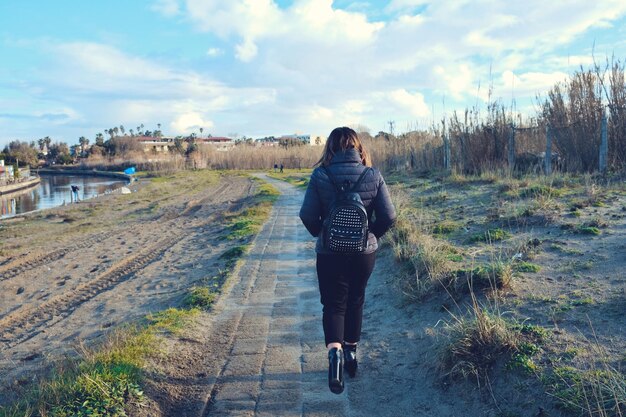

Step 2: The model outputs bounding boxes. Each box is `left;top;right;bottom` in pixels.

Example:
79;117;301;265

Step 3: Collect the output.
1;0;625;147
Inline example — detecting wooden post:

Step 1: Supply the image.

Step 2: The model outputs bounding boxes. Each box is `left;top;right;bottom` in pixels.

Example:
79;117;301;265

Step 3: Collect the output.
443;134;451;171
599;110;608;173
508;124;515;173
545;125;552;175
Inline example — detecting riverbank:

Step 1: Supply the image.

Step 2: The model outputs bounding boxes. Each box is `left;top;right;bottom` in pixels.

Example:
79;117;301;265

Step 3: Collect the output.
37;167;134;182
0;177;41;195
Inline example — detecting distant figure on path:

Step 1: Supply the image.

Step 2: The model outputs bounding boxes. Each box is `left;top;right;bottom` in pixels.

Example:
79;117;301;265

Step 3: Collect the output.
280;163;284;173
71;185;80;202
299;126;396;394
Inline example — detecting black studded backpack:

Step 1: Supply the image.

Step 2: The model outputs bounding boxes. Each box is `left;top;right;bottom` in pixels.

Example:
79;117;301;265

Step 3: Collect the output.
321;166;372;253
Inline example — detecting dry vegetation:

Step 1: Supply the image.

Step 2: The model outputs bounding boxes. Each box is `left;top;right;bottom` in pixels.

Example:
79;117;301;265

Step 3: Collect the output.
384;168;626;416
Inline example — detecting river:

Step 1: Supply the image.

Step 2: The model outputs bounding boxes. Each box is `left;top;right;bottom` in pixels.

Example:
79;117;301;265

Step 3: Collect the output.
0;175;129;218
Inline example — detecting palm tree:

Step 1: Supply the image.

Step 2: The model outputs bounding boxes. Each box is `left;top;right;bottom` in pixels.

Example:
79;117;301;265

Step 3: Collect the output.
119;125;125;136
38;138;45;151
200;127;204;138
79;136;87;153
113;127;119;137
129;128;134;137
95;133;104;146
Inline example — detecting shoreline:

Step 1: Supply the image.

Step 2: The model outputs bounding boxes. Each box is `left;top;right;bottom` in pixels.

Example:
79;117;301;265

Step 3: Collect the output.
0;176;41;195
36;168;134;182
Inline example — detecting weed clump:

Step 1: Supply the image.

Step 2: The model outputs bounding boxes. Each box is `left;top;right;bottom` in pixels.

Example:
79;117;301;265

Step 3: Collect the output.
220;245;248;261
440;303;521;381
184;287;217;310
432;220;460;235
469;228;511;243
514;261;542;273
547;366;626;416
455;261;513;291
147;307;200;334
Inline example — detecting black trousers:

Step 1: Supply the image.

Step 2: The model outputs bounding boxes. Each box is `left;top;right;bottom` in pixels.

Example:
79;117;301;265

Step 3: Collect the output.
316;252;376;346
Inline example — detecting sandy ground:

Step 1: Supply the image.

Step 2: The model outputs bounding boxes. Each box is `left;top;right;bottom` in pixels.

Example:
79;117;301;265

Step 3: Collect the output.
2;171;623;415
0;172;255;404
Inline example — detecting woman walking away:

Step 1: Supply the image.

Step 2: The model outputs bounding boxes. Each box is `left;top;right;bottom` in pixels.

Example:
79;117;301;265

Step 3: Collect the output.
299;127;396;394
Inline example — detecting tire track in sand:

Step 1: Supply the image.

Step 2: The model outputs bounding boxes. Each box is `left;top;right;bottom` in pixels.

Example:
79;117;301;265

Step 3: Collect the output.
0;180;238;349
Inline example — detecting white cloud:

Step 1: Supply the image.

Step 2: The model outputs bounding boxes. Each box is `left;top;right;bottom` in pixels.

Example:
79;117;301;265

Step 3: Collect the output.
235;38;258;62
500;70;569;97
151;0;180;17
170;112;213;134
206;47;223;57
387;89;429;118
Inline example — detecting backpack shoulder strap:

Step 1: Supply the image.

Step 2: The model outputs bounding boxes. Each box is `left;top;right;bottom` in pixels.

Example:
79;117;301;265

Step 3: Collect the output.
349;167;373;192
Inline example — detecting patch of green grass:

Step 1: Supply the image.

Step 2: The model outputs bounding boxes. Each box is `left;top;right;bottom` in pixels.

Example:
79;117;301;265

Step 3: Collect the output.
512;323;551;340
220;245;248;261
446;253;464;262
519;184;563;199
226;217;258;239
432;220;460;235
455;261;513;291
183;287;217;310
147;307;200;334
508;350;540;375
576;226;601;235
562;223;602;235
570;297;594;306
514;261;542;273
547;366;626;416
266;172;310;189
469;228;511;243
2;327;154;417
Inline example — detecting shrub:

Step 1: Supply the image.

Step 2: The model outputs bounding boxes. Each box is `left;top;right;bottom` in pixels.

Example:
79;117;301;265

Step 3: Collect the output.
439;302;521;381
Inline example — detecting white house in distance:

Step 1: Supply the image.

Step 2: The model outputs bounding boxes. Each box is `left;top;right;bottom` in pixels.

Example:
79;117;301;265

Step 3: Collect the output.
136;136;235;152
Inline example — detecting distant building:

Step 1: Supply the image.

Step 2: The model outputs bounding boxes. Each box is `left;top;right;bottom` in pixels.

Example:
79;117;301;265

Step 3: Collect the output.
197;137;234;150
136;136;172;152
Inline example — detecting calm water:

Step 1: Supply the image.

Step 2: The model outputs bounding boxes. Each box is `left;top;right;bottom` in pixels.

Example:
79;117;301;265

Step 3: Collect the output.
1;175;128;218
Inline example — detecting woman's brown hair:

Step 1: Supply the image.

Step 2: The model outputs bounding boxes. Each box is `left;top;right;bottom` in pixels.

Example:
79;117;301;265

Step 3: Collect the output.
316;127;372;167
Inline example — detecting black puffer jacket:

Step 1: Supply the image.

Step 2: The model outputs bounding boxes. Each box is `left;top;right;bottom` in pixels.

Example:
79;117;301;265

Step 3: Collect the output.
299;148;396;254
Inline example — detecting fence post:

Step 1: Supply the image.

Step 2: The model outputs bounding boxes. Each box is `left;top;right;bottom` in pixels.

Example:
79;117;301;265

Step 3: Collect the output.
599;109;608;174
508;124;515;173
545;125;552;175
443;134;451;171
